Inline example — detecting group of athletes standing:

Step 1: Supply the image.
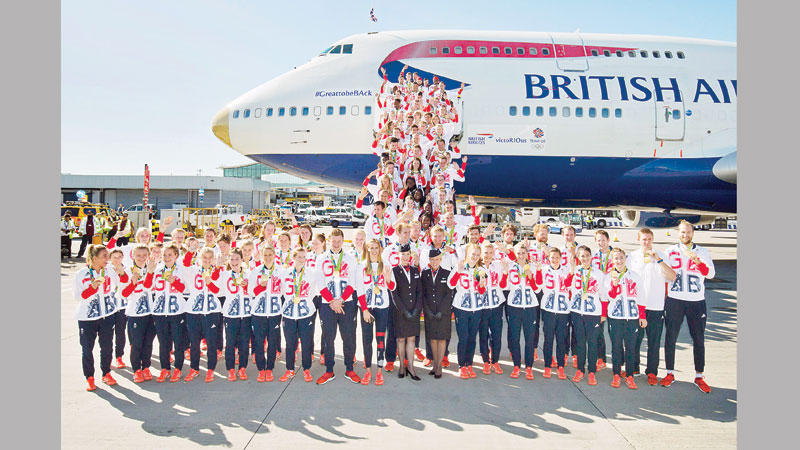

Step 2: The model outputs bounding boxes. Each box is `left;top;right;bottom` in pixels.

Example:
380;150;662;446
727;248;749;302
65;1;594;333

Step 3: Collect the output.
72;67;716;394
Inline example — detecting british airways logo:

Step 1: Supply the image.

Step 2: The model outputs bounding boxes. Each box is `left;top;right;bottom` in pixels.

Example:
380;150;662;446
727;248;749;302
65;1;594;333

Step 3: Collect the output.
524;74;736;103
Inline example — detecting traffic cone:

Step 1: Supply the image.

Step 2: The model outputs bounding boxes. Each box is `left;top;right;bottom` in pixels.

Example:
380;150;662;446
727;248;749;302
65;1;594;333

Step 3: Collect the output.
613;232;619;242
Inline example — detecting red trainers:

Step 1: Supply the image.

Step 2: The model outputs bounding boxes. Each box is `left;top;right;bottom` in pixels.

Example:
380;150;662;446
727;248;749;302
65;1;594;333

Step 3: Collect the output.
375;370;384;386
414;348;425;361
205;370;215;382
694;376;711;393
252;354;256;364
597;358;606;370
626;376;637;390
169;368;181;383
460;367;470;379
319;354;326;365
133;370;144;383
201;339;207;351
227;369;237;382
385;361;395;372
621;371;627;378
86;376;97;391
102;373;117;386
660;373;675;388
345;370;362;384
510;366;521;379
525;367;534;380
493;363;503;374
279;370;294;382
265;370;274;382
423;358;432;367
303;369;313;382
467;366;477;378
572;370;584;383
238;368;248;380
442;356;450;367
588;372;597;386
533;349;538;361
116;357;126;369
551;357;558;368
217;350;223;360
572;355;577;368
141;368;153;381
361;369;372;385
647;374;658;386
157;369;170;383
185;349;191;360
557;367;566;380
482;362;492;375
543;367;552;379
184;369;200;382
611;374;621;388
316;371;336;385
257;370;267;382
564;354;569;366
276;350;282;359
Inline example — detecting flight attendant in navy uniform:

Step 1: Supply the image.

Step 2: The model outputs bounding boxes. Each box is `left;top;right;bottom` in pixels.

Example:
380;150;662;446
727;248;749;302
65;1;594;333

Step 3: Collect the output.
420;249;454;379
389;244;422;380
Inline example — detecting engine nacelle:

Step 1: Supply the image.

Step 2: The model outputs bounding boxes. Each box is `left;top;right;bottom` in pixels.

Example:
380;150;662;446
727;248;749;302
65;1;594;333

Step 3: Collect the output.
620;210;717;229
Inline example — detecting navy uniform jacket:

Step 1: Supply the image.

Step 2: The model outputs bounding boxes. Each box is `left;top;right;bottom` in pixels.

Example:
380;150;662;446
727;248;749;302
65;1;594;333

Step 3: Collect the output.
391;265;421;317
421;267;454;318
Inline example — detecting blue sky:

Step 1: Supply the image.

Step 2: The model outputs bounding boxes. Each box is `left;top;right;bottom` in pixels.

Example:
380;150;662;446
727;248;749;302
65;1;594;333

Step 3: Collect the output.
61;0;736;176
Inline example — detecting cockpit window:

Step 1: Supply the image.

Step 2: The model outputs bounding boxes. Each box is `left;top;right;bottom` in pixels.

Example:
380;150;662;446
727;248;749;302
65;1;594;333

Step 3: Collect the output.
342;44;353;54
330;45;342;54
319;45;334;56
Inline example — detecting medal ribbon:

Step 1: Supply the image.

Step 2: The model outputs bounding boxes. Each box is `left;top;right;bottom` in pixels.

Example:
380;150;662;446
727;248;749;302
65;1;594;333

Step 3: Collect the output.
330;251;344;275
293;268;304;300
582;266;592;297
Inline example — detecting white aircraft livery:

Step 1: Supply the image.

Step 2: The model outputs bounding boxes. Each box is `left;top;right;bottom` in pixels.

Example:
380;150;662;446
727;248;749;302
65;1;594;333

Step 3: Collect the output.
211;30;736;227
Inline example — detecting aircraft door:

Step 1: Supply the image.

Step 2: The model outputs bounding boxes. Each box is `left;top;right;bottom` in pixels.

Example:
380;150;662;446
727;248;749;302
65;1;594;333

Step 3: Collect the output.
550;33;589;72
655;91;685;141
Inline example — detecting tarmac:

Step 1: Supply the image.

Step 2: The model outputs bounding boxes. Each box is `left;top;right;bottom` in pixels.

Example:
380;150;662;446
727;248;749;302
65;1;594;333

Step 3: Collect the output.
61;227;737;449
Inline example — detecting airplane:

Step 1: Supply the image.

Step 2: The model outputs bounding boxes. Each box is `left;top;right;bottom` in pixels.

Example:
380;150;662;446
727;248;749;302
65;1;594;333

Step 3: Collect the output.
211;30;736;228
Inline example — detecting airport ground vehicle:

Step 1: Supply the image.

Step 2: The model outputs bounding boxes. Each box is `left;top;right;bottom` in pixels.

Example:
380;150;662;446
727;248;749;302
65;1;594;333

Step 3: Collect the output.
61;202;113;227
297;208;330;227
159;204;250;237
549;213;584;234
125;204;154;219
330;210;367;228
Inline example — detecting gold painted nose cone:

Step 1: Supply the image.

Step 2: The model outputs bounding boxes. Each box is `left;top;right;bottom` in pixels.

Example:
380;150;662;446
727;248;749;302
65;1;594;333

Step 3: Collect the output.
212;106;231;148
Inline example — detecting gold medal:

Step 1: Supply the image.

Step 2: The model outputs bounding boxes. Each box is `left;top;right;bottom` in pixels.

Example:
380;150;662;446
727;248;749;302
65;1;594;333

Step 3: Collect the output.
644;256;651;264
97;276;105;284
373;285;380;294
523;264;530;274
293;295;300;305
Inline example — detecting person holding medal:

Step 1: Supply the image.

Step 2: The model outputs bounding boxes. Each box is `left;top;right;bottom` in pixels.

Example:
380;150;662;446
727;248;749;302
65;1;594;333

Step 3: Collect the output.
357;239;396;385
527;224;551;364
627;228;677;385
249;246;285;382
182;247;223;382
108;249;129;370
561;226;580;369
220;248;252;382
279;248;317;383
448;243;487;380
121;244;157;383
603;248;646;390
478;242;506;375
316;229;362;385
149;243;188;383
73;244;120;391
570;245;607;386
499;243;539;380
536;247;575;380
592;229;615;371
661;220;716;393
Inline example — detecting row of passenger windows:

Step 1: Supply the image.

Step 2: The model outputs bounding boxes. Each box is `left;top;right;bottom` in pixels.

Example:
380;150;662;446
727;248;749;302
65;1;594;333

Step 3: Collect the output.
232;105;373;119
509;105;625;119
589;49;685;59
426;44;685;60
431;45;551;56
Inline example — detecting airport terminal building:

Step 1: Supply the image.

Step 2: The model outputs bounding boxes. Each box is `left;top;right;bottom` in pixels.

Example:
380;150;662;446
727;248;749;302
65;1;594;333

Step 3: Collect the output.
61;173;271;214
